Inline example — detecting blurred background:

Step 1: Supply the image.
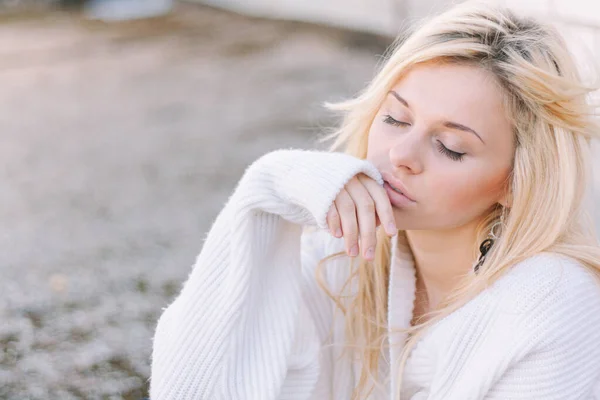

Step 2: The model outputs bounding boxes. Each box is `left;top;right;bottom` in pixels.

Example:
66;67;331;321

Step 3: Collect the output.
0;0;598;399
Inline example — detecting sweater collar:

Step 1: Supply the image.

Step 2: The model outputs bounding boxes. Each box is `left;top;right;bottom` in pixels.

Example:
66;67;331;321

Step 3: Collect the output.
387;231;417;395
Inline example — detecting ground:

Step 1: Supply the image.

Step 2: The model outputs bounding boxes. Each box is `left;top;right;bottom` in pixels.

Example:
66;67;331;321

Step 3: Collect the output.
0;4;389;399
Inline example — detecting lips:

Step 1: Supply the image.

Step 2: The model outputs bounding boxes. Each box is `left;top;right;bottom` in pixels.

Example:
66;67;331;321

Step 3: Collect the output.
381;172;416;202
388;183;405;195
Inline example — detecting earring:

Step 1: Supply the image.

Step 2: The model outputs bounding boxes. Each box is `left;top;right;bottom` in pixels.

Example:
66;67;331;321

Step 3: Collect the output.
473;213;504;273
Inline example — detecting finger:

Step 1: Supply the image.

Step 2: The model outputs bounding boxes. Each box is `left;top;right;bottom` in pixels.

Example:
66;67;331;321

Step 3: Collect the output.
326;203;342;238
358;174;397;236
335;187;359;257
345;177;377;260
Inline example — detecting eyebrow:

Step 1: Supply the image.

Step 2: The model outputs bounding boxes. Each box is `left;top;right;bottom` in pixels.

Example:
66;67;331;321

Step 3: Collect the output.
388;90;485;144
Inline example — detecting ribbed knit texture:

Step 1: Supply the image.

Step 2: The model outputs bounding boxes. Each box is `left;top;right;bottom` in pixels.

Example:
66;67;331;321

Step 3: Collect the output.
150;149;600;400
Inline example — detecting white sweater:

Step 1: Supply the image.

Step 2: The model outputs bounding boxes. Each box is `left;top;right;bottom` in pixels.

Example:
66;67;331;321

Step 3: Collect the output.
150;149;600;400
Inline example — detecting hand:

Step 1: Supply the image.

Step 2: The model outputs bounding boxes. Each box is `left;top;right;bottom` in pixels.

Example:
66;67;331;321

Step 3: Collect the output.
326;173;397;260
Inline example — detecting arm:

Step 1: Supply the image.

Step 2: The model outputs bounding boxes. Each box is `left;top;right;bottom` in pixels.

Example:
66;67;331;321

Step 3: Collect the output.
149;149;383;400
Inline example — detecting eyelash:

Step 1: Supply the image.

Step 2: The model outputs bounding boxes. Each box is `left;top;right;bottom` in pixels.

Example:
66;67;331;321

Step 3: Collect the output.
436;141;465;162
383;114;410;127
382;114;466;162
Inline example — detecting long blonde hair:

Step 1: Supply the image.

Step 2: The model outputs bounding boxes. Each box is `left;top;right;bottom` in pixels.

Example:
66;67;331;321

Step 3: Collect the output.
314;1;600;398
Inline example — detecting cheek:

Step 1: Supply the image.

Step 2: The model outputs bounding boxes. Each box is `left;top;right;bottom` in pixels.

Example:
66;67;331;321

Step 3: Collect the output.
429;168;508;215
367;123;385;151
366;128;388;163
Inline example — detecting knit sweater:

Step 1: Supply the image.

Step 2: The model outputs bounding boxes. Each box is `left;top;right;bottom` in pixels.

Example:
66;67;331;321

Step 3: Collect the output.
150;149;600;400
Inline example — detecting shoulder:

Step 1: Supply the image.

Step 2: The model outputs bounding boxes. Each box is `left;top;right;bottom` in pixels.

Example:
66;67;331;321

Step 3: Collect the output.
491;252;600;302
489;252;600;335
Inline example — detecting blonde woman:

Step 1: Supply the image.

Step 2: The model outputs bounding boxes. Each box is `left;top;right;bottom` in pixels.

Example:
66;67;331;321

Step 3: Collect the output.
150;1;600;399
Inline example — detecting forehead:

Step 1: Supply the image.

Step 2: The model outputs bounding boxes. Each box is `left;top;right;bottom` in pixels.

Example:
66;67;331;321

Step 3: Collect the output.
386;62;512;138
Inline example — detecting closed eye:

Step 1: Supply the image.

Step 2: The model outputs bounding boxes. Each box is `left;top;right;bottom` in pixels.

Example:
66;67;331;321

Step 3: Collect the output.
436;140;466;162
383;114;410;127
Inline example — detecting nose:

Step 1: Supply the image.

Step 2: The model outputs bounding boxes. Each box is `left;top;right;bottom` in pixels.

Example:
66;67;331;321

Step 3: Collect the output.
388;128;424;174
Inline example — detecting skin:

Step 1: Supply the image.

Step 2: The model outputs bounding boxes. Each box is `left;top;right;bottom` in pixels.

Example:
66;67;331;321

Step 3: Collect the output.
327;61;515;321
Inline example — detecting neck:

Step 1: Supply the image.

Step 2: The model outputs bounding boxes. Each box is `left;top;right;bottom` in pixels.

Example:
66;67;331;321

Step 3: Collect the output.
405;220;482;311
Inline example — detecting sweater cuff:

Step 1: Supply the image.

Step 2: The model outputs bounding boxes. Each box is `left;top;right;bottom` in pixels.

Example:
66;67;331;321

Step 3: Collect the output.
269;149;384;230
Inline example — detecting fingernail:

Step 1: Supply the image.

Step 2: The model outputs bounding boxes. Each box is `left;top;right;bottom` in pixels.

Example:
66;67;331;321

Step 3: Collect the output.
386;222;397;235
335;228;342;238
349;244;359;257
365;247;374;259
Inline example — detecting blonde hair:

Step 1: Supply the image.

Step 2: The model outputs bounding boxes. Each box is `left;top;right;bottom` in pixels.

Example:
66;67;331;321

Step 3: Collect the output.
314;1;600;398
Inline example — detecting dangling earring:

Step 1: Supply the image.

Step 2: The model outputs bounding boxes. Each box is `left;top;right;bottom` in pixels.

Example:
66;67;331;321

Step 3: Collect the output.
473;213;504;273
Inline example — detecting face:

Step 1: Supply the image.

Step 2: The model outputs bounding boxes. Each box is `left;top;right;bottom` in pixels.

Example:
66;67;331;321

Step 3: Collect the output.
366;62;515;231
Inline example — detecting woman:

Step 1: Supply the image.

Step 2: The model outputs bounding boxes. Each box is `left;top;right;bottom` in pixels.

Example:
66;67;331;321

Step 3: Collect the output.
150;1;600;399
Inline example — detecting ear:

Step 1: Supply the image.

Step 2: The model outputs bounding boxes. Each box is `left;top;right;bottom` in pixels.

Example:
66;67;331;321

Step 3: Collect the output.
498;189;512;208
497;175;513;208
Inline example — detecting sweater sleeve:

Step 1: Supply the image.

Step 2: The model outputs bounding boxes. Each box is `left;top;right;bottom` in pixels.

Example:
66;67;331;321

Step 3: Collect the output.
149;149;383;400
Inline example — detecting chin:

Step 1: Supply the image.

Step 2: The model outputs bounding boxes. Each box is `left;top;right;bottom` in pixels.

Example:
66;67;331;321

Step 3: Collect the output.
392;216;422;231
